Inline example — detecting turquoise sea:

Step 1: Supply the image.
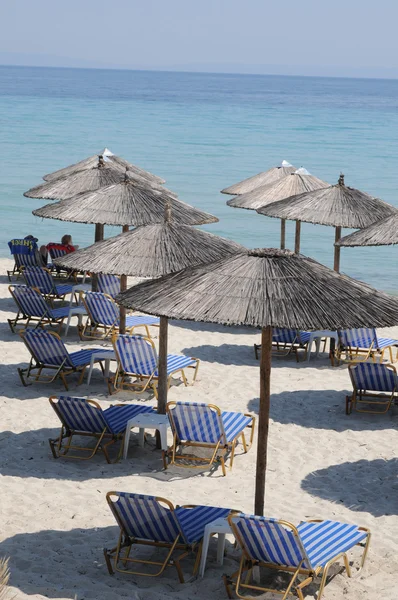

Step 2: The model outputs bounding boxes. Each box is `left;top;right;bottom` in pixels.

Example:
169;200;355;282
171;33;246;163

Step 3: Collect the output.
1;65;397;291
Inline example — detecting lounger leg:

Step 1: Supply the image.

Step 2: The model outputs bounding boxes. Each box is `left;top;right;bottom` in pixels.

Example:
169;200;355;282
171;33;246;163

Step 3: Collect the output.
317;553;345;600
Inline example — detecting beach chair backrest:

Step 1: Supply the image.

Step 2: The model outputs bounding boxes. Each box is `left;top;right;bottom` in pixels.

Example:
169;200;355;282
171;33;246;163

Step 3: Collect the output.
23;267;54;295
22;329;73;367
10;285;49;318
338;328;376;349
98;273;120;298
8;238;40;268
47;243;69;260
230;514;309;569
349;362;397;393
52;396;109;433
107;492;180;543
84;292;119;326
272;328;297;344
175;505;231;544
168;402;225;444
114;334;157;375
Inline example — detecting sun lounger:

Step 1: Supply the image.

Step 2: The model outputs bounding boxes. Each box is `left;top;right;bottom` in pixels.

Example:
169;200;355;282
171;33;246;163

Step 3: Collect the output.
347;362;398;414
224;513;370;600
337;328;398;363
8;284;70;332
80;291;159;340
19;328;115;389
7;237;46;280
111;334;199;395
254;328;311;362
23;266;74;301
104;491;232;581
49;396;154;462
98;273;120;298
164;401;254;475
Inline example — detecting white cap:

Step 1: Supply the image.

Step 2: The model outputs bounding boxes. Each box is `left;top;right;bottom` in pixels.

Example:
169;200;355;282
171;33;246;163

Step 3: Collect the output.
281;160;293;167
294;167;311;175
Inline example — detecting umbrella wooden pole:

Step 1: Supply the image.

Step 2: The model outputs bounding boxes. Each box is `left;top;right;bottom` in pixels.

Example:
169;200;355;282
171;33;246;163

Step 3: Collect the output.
156;316;169;449
119;225;130;334
280;219;286;250
254;325;272;516
334;226;342;272
294;221;301;253
92;224;104;291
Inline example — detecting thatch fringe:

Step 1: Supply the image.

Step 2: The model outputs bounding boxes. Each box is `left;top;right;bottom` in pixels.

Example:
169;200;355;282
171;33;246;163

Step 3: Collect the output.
117;248;398;330
227;171;329;210
221;161;296;195
0;557;10;600
54;222;244;277
337;213;398;247
258;176;397;228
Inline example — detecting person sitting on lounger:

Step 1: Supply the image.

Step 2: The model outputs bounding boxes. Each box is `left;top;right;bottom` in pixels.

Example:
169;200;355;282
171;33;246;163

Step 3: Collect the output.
41;234;80;264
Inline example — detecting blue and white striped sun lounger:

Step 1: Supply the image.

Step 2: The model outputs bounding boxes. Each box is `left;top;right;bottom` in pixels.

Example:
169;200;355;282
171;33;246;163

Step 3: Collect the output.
111;334;199;395
225;514;371;600
337;328;398;363
81;291;159;340
98;273;120;298
8;284;71;333
104;491;232;581
19;328;114;389
49;396;154;462
254;328;311;362
347;362;398;414
7;237;46;280
165;401;255;475
23;266;74;300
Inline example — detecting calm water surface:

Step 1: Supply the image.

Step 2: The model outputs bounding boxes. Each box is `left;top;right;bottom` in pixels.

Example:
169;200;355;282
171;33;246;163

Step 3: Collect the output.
1;65;397;291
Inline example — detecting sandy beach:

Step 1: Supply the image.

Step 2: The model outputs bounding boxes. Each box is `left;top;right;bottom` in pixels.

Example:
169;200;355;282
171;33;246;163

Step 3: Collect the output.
1;256;397;600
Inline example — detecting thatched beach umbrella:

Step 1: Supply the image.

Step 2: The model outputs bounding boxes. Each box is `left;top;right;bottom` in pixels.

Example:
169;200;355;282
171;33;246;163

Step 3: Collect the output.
337;212;398;248
257;174;397;271
55;204;244;407
227;168;329;249
117;248;398;515
221;160;297;195
43;148;165;185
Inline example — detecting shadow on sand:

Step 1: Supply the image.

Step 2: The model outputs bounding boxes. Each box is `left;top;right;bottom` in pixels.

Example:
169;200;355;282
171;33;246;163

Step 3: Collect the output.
182;343;318;367
301;458;398;517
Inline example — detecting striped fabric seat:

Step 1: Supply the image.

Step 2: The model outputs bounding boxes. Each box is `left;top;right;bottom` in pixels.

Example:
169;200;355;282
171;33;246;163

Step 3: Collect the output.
8;238;44;280
49;397;153;462
19;328;114;390
104;491;233;581
47;245;69;260
112;335;199;395
23;266;73;298
165;401;255;475
226;514;370;599
98;273;120;298
8;285;70;333
347;362;398;414
273;328;311;345
338;328;398;363
81;292;159;340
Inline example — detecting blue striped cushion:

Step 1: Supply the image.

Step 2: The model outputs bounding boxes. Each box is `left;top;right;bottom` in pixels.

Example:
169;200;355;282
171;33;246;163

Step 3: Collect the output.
98;274;120;299
273;329;310;345
56;396;108;432
298;520;368;568
175;506;231;544
68;348;114;368
103;403;154;433
11;285;49;317
24;267;54;294
155;354;196;376
23;329;72;367
116;335;158;374
170;402;224;443
376;337;398;349
50;306;71;319
221;411;252;442
111;493;180;543
339;328;375;349
233;515;305;568
350;363;397;393
126;315;160;328
55;284;74;296
85;292;119;326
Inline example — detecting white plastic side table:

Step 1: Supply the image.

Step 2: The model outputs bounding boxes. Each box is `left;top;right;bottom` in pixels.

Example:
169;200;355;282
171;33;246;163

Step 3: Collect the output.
64;306;87;337
199;517;231;578
307;330;338;361
69;283;91;307
86;350;117;385
123;413;169;459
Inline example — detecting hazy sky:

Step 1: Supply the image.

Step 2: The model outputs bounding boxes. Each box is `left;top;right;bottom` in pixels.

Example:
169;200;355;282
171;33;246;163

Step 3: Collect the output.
1;0;397;77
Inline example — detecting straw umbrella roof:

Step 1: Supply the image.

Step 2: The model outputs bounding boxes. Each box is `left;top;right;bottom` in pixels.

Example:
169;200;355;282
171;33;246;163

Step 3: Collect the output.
221;160;297;195
337;213;398;247
227;168;330;211
257;174;397;228
43;148;165;185
32;175;218;226
54;216;244;277
117;247;398;329
25;157;171;201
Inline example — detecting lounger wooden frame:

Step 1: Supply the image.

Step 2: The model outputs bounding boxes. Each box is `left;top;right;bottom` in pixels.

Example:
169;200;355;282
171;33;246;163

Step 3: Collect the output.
8;285;67;333
103;493;202;582
224;516;371;600
346;363;398;415
163;402;255;476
